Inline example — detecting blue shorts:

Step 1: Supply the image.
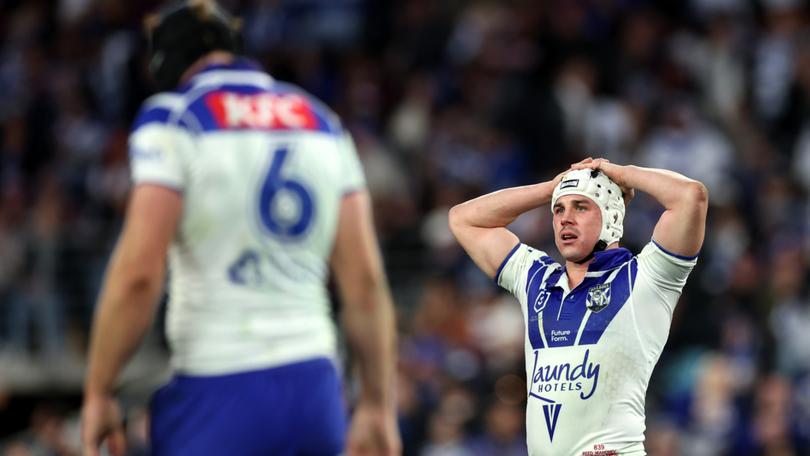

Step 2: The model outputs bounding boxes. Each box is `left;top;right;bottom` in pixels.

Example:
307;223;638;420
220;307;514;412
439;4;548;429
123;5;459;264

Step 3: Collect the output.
150;357;347;455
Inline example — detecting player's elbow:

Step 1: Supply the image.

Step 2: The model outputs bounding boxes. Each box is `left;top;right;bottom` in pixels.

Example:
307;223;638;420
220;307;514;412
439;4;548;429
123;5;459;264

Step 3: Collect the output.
684;180;709;210
336;261;388;310
448;204;468;240
343;274;390;315
110;260;164;302
126;273;162;294
115;273;163;308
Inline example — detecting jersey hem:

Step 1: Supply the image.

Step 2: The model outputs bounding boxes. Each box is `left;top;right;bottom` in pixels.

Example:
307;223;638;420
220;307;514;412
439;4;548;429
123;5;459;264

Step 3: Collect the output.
342;187;366;198
172;354;338;379
171;349;338;377
132;180;185;195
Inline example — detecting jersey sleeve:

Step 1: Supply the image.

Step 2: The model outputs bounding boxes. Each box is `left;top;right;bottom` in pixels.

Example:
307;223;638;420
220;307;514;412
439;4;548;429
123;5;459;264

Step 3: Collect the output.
636;240;698;296
496;243;555;300
336;130;366;195
630;240;698;359
128;96;194;191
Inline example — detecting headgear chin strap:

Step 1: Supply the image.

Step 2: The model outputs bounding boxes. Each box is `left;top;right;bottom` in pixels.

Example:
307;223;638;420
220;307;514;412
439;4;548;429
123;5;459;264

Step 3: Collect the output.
574;240;608;264
146;0;242;91
551;168;626;263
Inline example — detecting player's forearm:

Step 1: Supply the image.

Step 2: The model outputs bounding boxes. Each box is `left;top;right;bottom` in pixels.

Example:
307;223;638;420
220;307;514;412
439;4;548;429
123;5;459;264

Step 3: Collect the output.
84;256;163;397
341;280;397;408
448;181;556;230
620;165;708;210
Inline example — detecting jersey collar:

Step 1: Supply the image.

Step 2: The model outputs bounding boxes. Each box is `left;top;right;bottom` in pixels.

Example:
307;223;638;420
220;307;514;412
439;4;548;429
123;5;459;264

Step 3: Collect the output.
177;57;268;92
543;247;633;292
193;57;264;74
587;247;633;272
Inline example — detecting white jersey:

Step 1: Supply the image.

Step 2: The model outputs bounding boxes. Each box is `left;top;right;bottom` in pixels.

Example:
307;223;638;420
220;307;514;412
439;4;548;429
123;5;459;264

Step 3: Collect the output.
496;241;697;456
128;59;365;375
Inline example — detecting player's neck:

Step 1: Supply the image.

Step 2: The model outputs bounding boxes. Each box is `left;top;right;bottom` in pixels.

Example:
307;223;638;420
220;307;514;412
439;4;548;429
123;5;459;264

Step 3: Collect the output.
563;242;620;289
179;51;236;85
564;260;591;289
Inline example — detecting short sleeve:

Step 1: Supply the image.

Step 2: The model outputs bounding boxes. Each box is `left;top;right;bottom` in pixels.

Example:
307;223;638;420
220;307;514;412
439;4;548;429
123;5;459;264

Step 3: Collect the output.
496;243;554;298
631;240;698;358
337;131;366;195
636;240;698;294
128;96;194;191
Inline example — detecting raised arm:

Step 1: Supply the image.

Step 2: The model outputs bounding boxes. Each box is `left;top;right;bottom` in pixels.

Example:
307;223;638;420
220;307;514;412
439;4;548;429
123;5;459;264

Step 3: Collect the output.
573;159;709;257
448;173;564;278
330;191;400;456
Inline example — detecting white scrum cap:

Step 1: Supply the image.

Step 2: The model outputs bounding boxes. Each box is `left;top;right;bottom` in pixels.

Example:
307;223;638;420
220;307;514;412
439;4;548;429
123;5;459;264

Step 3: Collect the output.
551;168;625;246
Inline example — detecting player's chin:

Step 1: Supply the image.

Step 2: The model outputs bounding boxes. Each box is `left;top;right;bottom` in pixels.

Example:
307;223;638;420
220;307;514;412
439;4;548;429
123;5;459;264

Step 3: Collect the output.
559;245;587;262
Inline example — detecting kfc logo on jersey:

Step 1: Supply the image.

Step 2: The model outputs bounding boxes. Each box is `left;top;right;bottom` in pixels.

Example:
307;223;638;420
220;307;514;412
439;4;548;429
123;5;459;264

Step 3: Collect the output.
206;92;317;130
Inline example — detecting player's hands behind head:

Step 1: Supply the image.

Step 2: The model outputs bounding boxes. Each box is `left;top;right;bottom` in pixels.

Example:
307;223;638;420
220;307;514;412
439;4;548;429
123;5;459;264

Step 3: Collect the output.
80;394;126;456
347;401;402;456
569;157;635;206
549;156;594;189
552;157;603;188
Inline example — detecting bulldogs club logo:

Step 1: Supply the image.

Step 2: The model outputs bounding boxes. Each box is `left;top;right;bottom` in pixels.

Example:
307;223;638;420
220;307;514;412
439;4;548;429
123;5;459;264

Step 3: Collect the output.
586;283;611;313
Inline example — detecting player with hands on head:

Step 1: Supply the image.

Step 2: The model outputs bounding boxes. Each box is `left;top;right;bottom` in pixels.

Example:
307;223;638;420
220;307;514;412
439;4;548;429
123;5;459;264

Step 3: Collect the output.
449;157;708;455
80;1;400;455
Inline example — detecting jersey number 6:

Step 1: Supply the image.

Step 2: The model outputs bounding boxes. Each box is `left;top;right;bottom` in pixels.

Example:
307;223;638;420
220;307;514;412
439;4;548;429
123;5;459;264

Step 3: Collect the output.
258;146;314;240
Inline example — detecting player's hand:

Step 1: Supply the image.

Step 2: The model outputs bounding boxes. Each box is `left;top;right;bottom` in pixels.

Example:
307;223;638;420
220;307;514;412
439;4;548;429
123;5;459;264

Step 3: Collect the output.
550;157;593;188
571;157;635;205
346;401;401;456
571;157;620;180
81;394;127;456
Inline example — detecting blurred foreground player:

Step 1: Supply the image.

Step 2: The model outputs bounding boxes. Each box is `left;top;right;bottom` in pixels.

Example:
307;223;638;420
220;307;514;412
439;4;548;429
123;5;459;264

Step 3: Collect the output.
80;1;400;455
449;158;708;455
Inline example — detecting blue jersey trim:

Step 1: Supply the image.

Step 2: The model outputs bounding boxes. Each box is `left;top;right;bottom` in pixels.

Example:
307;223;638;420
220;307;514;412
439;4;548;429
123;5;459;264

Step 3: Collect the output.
273;81;343;135
141;60;342;137
177;58;267;93
131;106;172;132
495;242;522;285
193;58;264;75
524;254;637;349
526;266;561;350
651;239;699;260
577;261;635;345
588;247;634;271
630;257;638;283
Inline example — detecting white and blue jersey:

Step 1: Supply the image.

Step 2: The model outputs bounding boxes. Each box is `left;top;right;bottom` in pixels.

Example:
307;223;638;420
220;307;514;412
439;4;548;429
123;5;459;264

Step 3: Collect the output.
496;241;697;456
129;59;364;376
129;59;364;454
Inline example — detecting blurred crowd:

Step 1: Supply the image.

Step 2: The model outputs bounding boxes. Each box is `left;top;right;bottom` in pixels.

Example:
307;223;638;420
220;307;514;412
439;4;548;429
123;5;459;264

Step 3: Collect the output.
1;0;810;454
